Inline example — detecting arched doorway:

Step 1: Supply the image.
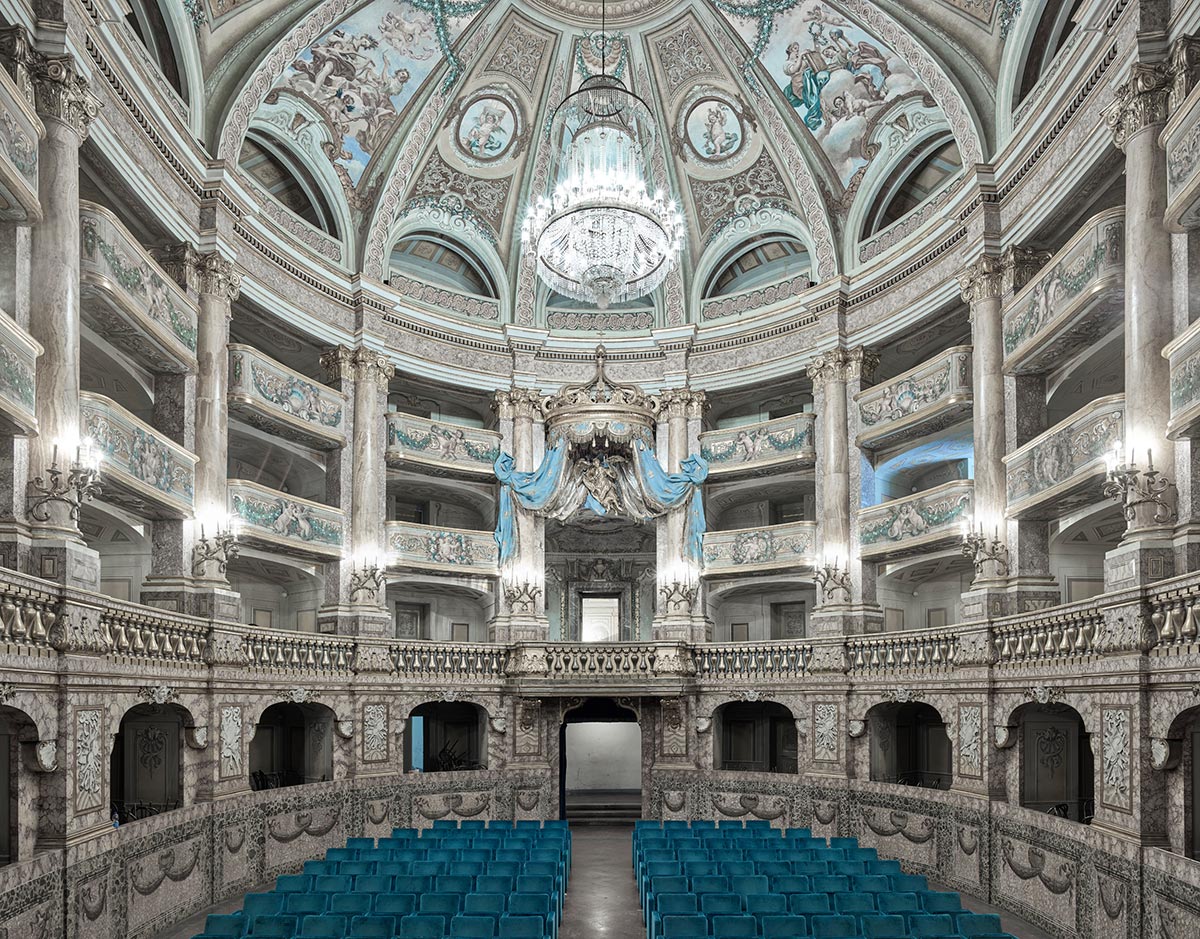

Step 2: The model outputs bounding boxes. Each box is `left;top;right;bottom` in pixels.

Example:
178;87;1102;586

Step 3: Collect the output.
559;698;641;823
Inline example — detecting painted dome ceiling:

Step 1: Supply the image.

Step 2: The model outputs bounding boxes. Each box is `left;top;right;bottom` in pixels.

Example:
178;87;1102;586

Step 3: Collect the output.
201;0;1010;324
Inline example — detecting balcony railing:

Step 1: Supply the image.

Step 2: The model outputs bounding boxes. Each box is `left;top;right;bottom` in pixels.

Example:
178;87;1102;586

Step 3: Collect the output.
703;521;817;574
694;641;811;680
386;414;501;477
80;392;197;517
1166;318;1200;440
0;313;39;436
383;640;509;679
1002;208;1124;375
1165;81;1200;232
242;625;355;674
390;271;501;322
699;272;813;321
228;344;346;450
1003;393;1124;518
858;480;974;560
386;521;499;574
855;346;972;450
0;66;41;222
228;479;345;559
846;627;959;672
699;414;816;477
991;599;1100;663
79;202;198;373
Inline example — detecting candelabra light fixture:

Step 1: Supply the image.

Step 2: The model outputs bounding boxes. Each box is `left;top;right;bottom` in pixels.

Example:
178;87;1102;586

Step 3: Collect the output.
960;519;1010;578
503;578;542;615
657;561;699;614
192;515;241;576
814;552;852;603
349;554;389;602
28;439;102;523
1103;441;1177;528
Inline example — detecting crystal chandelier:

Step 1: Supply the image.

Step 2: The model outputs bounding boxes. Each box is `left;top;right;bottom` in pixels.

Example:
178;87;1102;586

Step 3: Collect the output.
523;37;684;310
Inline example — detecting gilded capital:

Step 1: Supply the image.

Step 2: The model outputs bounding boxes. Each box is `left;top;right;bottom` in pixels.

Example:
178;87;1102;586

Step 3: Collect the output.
1105;62;1173;149
194;252;242;303
658;387;706;420
956;254;1005;305
508;387;544;420
320;345;355;385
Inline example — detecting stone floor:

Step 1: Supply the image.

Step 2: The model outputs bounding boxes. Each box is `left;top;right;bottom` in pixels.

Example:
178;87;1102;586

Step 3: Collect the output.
158;824;1057;939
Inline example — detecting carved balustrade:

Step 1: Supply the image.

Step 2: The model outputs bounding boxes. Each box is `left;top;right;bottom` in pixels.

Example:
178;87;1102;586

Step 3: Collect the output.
102;598;208;665
699;273;816;322
0;64;40;222
855;346;973;450
698;414;816;478
506;642;695;694
79;201;198;373
385;640;509;680
990;598;1101;663
1146;571;1200;653
1003;393;1124;518
857;481;974;561
0;571;59;654
81;392;197;517
1002;207;1124;375
0;311;39;436
694;641;811;681
846;628;958;673
1165;79;1200;232
1167;316;1200;439
386;521;498;574
390;271;501;323
228;480;345;560
702;521;816;575
385;413;502;478
242;626;355;674
228;345;346;450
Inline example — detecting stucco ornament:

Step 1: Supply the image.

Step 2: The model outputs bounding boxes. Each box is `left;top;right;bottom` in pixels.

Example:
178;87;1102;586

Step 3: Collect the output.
0;683;15;705
883;688;923;704
335;720;354;739
994;725;1017;749
736;689;765;702
219;706;243;775
814;704;838;759
139;684;177;706
280;687;318;704
187;725;209;750
489;716;507;734
34;738;56;772
1151;737;1180;771
847;719;866;738
439;691;465;703
696;717;712;734
1027;684;1061;706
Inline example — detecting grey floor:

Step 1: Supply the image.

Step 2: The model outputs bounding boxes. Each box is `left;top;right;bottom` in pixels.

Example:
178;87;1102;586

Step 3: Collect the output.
157;824;1056;939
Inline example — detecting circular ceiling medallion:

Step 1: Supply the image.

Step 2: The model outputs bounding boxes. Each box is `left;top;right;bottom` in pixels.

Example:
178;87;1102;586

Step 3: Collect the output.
683;96;745;164
454;92;521;165
524;0;666;27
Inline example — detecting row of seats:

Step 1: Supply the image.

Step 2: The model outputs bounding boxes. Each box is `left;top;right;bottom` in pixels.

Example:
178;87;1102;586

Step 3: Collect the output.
633;823;1016;939
193;823;570;939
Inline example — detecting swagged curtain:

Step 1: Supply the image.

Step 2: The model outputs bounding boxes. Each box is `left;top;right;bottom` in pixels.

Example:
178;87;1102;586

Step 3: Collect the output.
493;437;709;565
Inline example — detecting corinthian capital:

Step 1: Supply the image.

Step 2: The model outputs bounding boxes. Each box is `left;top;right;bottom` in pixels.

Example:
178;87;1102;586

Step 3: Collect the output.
806;346;877;386
658;387;707;420
194;252;242;303
321;345;393;388
1105;62;1173;149
0;26;35;104
31;52;99;139
1001;244;1050;295
956;254;1005;305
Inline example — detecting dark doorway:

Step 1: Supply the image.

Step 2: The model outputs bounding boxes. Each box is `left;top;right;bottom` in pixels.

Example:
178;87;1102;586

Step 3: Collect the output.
558;697;641;823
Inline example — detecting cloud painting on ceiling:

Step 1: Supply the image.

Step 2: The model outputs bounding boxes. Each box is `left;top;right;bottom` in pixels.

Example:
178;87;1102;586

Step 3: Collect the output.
266;0;483;191
716;0;935;189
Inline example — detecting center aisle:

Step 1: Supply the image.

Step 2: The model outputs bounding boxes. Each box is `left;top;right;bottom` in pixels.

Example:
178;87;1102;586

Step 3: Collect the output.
559;825;642;939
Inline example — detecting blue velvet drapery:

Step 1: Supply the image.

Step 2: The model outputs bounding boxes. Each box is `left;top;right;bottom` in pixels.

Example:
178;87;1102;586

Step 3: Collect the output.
493;444;567;564
632;437;708;563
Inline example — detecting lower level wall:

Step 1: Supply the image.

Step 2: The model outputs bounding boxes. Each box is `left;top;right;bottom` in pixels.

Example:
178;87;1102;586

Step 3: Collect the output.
0;769;554;939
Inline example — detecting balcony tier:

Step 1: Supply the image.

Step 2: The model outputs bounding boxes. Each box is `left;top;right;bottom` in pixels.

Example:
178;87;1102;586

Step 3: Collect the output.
1003;393;1123;519
0;313;39;436
702;521;816;575
1002;208;1124;376
698;414;816;478
386;521;499;575
227;479;345;560
228;344;346;450
1165;81;1200;232
855;346;973;450
79;202;198;374
858;480;974;561
1166;319;1200;440
81;392;196;518
0;67;41;223
385;414;501;478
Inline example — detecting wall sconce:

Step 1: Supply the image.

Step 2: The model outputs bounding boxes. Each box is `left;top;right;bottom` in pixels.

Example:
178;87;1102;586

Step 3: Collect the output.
28;438;102;522
960;518;1009;578
192;515;241;576
1102;441;1176;527
814;552;851;603
349;554;389;602
658;561;698;614
503;578;541;614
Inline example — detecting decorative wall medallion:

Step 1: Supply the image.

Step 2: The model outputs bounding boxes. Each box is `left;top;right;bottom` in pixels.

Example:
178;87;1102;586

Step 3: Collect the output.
1027;684;1061;706
139;684;178;706
336;719;355;739
847;719;866;738
814;703;838;761
696;717;712;734
187;725;209;749
994;724;1016;749
75;709;103;812
883;687;923;704
1151;737;1180;771
490;716;507;734
1101;707;1131;810
363;704;388;762
0;683;15;704
454;88;523;165
219;706;242;777
683;96;745;164
35;738;57;772
280;687;318;704
958;705;982;777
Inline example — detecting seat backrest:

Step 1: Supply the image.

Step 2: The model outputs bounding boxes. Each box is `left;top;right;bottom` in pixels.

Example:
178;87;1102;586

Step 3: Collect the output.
400;914;448;938
498;915;544;939
509;893;550;916
811;914;858;938
920;892;962;913
420;892;463;914
516;875;554;895
450;913;497;938
958;913;1004;937
349;915;396;939
862;914;908;939
773;875;810;894
731;874;769;895
437;875;475;893
242;893;284;918
790;893;831;914
656;894;699;915
911;913;956;937
700;893;743;915
274;874;310;893
651;875;689;896
393;875;431;894
465;893;507;915
877;893;919;914
712;914;758;938
330;893;373;915
691;875;729;894
373;894;417;916
300;915;348;939
285;893;327;915
834;892;874;914
682;862;717;878
745;894;786;914
251;915;298;939
810;875;849;893
355;875;392;894
661;913;709;938
761;914;808;938
852;875;890;893
314;874;352;893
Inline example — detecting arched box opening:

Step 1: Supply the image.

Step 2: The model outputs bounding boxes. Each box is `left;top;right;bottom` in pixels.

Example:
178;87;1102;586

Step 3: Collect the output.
249;702;334;790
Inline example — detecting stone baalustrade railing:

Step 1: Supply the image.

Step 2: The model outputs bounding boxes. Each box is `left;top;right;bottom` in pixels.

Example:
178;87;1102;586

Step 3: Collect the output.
228;344;346;450
0;312;40;436
702;521;817;574
1165;79;1200;232
699;414;816;477
390;272;501;322
699;272;814;321
0;64;41;223
858;480;974;561
1002;207;1124;375
1165;317;1200;440
228;479;345;559
990;598;1101;664
846;626;963;672
386;521;499;574
694;641;812;681
81;392;197;517
79;201;198;373
1003;393;1123;518
385;413;502;477
855;346;972;450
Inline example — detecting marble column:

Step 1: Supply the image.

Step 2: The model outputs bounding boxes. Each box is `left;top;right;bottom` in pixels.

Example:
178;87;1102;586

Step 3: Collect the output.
1103;62;1178;588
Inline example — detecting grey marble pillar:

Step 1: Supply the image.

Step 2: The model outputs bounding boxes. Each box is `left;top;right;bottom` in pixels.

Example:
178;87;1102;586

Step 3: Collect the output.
1104;62;1178;588
0;209;31;572
318;352;355;631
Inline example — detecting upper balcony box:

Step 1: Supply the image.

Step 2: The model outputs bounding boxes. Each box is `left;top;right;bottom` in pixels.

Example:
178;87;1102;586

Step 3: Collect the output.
1003;393;1124;518
228;480;344;560
1167;318;1200;440
855;346;973;451
1002;208;1124;376
228;345;346;450
0;313;40;436
386;521;499;575
0;66;42;223
79;202;198;374
80;392;196;517
1165;80;1200;232
858;480;974;561
699;414;816;479
702;520;817;575
385;413;501;479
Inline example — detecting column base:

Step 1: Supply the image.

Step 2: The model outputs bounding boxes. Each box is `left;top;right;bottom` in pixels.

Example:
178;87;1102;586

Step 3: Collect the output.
960;583;1010;620
809;604;882;637
491;613;549;643
0;519;32;574
652;613;709;643
29;534;99;590
318;604;392;637
1173;522;1200;575
1105;531;1176;590
1005;577;1061;614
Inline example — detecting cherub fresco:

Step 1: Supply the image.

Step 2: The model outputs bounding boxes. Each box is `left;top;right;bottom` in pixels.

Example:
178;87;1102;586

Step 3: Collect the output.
463;103;510;157
702;104;739;158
